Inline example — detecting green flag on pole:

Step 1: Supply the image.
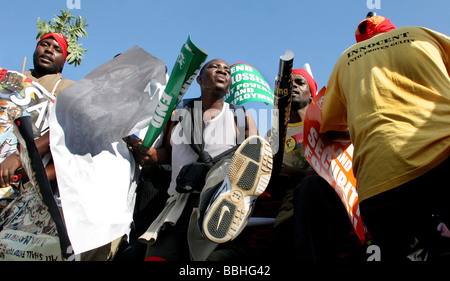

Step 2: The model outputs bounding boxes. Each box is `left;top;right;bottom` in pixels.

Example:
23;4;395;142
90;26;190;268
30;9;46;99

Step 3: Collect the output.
142;35;208;148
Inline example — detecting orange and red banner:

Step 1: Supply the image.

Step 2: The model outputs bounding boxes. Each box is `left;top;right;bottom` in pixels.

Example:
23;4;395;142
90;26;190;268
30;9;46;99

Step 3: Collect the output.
304;87;367;244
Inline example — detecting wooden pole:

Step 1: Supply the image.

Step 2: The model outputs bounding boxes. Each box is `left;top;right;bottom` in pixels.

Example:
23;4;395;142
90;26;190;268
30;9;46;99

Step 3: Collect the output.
21;57;27;73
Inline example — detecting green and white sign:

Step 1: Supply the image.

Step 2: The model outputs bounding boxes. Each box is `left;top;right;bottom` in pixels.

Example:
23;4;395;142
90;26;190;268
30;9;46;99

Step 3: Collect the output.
226;63;273;105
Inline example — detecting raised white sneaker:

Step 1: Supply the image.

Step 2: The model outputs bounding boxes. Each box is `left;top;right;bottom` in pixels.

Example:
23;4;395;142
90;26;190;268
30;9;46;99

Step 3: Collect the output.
202;135;273;243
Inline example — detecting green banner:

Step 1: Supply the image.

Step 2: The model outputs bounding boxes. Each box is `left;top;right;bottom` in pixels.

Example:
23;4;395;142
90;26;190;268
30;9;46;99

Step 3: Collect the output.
226;63;273;105
142;35;208;148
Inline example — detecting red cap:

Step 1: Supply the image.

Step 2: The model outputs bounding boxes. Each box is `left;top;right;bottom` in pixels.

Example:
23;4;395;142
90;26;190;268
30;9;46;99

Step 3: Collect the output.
292;68;317;98
355;15;396;43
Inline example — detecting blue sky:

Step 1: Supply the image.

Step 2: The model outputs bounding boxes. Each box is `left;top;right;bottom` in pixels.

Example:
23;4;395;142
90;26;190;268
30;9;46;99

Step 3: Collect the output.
1;0;449;132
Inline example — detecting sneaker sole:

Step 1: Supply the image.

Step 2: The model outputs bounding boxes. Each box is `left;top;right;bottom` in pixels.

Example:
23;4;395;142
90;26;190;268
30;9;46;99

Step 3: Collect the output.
203;136;273;243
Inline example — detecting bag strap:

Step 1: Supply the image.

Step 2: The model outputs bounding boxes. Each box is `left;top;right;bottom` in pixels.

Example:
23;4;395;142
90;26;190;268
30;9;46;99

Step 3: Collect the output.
178;98;248;164
50;78;62;98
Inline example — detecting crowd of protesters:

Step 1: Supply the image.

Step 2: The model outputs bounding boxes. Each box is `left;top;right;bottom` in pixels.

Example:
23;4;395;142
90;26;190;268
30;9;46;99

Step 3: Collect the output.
0;13;449;262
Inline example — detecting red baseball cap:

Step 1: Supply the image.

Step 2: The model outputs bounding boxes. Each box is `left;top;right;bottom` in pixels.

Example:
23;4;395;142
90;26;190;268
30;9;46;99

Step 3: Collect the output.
355;15;396;43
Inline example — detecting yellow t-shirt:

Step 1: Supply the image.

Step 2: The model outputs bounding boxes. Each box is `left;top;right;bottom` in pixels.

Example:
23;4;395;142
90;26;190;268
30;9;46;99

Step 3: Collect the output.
265;121;313;170
283;121;313;170
320;26;450;202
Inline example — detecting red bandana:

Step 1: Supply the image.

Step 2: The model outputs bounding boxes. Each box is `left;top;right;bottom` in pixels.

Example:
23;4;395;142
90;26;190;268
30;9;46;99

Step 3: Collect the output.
292;68;318;99
37;33;69;62
355;15;396;43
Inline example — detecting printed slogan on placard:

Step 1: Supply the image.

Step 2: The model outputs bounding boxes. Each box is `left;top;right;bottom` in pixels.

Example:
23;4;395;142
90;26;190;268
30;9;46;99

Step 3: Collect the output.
226;63;273;105
304;87;367;243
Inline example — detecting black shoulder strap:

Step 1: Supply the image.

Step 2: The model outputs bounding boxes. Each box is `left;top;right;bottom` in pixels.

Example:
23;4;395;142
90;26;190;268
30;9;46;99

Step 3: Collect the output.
178;98;212;164
178;99;248;164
